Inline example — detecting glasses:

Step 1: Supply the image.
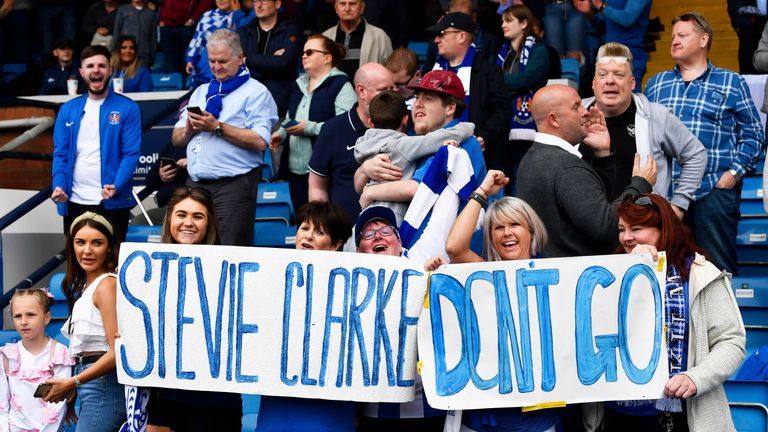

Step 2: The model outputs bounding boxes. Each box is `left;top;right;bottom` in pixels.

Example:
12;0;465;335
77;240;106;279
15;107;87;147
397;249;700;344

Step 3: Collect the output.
597;56;629;65
676;13;708;33
302;48;328;57
395;70;418;89
625;195;661;213
253;0;276;3
361;225;396;241
436;30;463;38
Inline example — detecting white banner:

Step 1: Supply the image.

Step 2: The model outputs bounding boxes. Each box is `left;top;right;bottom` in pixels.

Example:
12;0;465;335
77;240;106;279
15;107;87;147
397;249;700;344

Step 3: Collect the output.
115;243;428;402
418;253;669;410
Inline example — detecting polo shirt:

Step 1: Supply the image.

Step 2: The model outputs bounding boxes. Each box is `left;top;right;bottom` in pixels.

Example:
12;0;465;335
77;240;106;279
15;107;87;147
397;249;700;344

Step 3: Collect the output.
307;105;367;221
175;78;278;181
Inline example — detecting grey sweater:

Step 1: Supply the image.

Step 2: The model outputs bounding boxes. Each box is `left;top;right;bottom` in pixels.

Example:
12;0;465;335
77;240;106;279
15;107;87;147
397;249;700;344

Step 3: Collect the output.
517;141;652;258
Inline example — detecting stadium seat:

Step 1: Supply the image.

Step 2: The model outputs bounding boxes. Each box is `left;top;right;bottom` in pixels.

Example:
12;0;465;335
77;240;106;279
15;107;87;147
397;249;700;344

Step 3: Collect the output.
242;394;260;431
741;177;766;217
126;225;163;243
151;72;183;91
2;63;26;83
745;325;768;355
733;276;768;326
48;272;69;320
408;41;429;63
0;330;19;346
725;380;768;406
560;58;580;85
255;182;294;224
730;403;768;432
262;150;274;182
736;219;768;263
253;220;296;248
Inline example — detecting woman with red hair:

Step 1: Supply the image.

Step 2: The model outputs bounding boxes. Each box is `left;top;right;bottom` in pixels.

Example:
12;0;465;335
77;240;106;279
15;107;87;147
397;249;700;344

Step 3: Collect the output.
603;193;746;432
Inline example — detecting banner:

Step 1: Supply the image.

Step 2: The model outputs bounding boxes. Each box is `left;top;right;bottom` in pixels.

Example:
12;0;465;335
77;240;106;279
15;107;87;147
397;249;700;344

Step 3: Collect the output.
418;253;669;410
115;243;427;402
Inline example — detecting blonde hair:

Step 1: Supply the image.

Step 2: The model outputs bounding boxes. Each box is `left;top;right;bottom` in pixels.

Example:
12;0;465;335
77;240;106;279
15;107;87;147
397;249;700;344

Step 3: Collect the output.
595;42;634;74
483;197;548;261
10;288;53;315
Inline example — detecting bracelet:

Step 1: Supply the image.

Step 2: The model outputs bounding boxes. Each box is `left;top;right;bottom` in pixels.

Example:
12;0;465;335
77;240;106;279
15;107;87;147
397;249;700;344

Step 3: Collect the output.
469;191;488;207
73;375;82;387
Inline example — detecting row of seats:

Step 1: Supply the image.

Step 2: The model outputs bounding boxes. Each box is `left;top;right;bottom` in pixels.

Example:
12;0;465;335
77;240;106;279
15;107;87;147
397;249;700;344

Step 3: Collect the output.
1;63;184;92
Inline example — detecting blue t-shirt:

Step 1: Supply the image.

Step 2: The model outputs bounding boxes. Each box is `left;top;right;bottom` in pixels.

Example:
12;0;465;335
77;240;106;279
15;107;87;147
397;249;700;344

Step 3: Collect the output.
307;105;367;222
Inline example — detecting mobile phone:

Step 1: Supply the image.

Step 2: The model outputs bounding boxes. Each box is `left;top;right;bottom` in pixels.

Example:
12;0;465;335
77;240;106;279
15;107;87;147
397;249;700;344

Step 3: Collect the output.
34;383;52;398
159;157;177;167
187;106;203;115
282;119;299;128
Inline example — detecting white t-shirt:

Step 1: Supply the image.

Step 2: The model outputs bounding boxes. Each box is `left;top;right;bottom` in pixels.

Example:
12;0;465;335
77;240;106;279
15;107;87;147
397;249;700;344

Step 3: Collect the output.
70;97;104;205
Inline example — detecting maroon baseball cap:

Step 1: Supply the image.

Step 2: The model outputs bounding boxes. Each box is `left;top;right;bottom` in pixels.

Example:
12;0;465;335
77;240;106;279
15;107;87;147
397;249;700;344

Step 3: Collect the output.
407;70;466;101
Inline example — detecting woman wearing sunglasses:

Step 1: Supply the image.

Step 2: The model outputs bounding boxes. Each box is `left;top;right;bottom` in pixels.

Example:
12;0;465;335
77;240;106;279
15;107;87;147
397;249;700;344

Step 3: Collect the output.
256;200;356;432
601;193;745;432
426;169;561;432
271;34;356;212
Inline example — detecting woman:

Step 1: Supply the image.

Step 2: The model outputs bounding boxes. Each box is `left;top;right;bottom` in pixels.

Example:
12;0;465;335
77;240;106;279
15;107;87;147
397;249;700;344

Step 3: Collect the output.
44;212;127;431
496;5;550;195
146;187;244;431
256;200;356;432
601;193;746;432
272;34;356;211
427;170;560;432
110;35;153;93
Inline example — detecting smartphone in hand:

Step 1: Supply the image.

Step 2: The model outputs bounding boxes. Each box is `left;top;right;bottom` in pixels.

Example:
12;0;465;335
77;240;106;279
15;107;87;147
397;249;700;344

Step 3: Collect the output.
159;157;178;168
34;383;52;398
282;119;299;129
187;106;203;115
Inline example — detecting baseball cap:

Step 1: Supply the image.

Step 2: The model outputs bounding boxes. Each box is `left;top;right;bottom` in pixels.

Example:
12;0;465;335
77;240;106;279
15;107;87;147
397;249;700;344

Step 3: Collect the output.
426;12;476;34
54;37;75;50
354;206;399;246
407;70;466;101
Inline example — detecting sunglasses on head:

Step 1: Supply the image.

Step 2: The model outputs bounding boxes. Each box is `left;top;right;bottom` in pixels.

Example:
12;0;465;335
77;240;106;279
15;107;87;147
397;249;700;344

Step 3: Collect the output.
624;194;661;213
597;56;629;65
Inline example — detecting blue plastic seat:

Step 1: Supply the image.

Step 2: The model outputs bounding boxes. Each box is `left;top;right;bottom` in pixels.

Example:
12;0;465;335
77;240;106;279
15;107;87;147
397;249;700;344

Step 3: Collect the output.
736;219;768;263
408;41;429;63
241;394;260;431
560;58;580;84
151;72;183;91
48;272;69;320
730;403;768;431
253;220;296;248
0;330;19;346
733;276;768;326
126;225;163;243
255;182;294;224
2;63;26;83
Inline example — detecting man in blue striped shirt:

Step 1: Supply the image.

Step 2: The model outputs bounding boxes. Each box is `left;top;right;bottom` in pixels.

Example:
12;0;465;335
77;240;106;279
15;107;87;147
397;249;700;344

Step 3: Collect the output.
645;11;764;275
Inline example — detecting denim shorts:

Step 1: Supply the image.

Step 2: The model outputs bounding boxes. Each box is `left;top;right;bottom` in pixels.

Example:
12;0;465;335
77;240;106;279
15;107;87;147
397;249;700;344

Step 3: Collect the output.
75;363;127;432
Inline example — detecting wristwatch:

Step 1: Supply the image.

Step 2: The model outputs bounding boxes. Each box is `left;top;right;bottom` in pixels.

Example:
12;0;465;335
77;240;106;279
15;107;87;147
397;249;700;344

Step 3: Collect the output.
469;191;488;207
214;122;224;137
728;168;741;182
73;374;82;387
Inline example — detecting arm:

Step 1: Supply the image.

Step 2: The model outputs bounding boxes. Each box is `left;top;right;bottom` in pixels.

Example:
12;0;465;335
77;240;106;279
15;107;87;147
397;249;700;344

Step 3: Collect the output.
354;154;403;193
359;180;418;207
392;123;474;162
0;354;9;432
184;15;208;67
503;43;550;92
51;109;71;201
681;276;746;396
241;24;302;76
601;0;650;27
753;22;768;72
446;170;508;263
657;105;707;211
111;103;142;195
308;172;330;202
728;77;764;179
45;277;119;403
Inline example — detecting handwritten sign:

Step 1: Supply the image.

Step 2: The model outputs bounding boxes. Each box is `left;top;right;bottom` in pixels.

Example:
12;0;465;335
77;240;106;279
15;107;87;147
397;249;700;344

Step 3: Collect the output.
115;243;427;402
418;254;669;409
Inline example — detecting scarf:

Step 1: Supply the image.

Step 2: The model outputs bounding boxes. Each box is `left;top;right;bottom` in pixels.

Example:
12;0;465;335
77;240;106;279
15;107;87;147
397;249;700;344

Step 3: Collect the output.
434;44;477;122
497;36;537;132
616;261;690;413
204;64;250;119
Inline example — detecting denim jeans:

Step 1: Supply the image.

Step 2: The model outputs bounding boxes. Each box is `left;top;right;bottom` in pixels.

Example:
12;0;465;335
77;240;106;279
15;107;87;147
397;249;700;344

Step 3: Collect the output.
686;184;742;275
75;364;127;432
543;2;587;56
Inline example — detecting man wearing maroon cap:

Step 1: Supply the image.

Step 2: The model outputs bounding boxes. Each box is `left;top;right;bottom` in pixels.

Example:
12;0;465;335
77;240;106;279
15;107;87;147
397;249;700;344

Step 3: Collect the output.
354;69;486;214
428;11;510;169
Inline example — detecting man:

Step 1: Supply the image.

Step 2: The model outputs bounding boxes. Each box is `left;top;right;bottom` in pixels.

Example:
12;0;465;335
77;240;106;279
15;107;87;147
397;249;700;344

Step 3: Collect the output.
307;62;394;223
582;42;707;217
385;47;421;109
517;84;657;258
428;12;510;168
645;12;764;274
238;0;302;115
323;0;393;78
39;37;80;95
51;45;141;242
158;0;214;73
172;29;278;246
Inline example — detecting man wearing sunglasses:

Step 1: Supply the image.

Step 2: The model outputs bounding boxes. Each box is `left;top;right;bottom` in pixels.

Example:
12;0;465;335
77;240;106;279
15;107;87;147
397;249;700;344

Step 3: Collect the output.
646;11;764;275
517;84;657;258
581;42;707;219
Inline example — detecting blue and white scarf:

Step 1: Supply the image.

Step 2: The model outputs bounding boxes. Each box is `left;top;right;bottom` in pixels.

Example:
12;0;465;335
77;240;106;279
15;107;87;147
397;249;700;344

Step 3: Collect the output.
204;64;250;119
433;44;476;123
497;36;537;133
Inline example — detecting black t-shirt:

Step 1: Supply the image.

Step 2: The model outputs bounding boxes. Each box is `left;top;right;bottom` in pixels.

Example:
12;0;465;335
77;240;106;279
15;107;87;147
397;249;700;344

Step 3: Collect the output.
582;99;637;200
333;20;365;78
257;26;271;55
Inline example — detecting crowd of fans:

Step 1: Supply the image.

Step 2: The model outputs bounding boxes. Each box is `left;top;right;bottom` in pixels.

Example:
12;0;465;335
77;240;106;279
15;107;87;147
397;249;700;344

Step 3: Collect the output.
0;0;767;430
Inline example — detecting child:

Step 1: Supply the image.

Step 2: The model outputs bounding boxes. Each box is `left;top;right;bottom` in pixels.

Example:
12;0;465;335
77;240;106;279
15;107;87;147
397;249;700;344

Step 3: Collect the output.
0;289;73;431
354;90;474;223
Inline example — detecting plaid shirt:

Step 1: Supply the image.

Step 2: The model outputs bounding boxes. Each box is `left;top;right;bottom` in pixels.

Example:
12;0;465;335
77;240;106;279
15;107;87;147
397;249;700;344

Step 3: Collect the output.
645;62;764;199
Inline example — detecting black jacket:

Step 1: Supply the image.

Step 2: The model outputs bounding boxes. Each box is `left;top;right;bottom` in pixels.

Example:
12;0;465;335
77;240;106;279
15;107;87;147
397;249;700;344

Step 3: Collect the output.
237;17;303;116
468;54;512;168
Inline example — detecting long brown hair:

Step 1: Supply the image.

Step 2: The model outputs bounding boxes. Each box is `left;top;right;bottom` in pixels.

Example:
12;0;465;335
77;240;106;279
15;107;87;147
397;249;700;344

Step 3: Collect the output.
615;193;706;281
161;186;220;245
62;217;119;310
111;35;139;79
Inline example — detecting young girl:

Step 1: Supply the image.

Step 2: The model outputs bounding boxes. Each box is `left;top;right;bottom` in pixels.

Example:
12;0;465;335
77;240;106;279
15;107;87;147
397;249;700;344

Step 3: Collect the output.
0;288;74;431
